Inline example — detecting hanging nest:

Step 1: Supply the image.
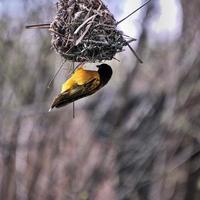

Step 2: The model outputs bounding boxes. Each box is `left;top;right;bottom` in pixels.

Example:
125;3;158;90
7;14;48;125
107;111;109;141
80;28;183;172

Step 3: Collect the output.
49;0;130;62
26;0;150;63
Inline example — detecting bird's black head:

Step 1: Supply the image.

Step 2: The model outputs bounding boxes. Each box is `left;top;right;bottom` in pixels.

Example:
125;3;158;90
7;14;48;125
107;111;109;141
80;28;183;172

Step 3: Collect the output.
97;64;113;86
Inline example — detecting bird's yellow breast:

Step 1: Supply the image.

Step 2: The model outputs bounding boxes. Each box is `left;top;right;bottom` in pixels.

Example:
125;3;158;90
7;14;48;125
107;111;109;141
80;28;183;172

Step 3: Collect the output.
61;67;100;93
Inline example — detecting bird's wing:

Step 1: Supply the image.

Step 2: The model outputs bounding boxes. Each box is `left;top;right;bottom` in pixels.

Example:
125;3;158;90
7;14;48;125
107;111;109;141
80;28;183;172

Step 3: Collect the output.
61;68;99;93
50;77;100;109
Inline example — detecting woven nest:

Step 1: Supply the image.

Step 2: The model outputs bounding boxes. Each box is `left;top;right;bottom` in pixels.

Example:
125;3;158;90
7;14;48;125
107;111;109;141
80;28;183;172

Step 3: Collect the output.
50;0;130;62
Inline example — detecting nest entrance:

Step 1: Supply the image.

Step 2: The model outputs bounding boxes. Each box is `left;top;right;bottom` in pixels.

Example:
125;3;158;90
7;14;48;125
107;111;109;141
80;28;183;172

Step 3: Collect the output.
50;0;129;63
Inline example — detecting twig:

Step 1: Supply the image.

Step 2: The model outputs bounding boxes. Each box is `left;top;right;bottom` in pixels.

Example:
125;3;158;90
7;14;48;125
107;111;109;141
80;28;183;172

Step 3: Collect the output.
47;59;66;88
113;57;120;62
75;15;97;45
116;0;151;25
74;15;98;35
127;43;143;63
126;38;137;44
25;23;50;29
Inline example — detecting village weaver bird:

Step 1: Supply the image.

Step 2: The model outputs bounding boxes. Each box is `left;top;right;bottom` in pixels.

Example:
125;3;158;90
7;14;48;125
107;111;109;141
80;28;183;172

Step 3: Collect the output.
49;64;112;111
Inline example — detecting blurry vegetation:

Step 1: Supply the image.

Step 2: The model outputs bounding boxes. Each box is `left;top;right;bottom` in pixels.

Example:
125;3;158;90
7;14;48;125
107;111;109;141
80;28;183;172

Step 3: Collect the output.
0;0;200;200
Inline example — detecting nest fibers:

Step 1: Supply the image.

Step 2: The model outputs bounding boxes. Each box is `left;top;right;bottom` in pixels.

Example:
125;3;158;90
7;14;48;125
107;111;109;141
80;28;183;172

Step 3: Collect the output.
49;0;134;63
26;0;150;63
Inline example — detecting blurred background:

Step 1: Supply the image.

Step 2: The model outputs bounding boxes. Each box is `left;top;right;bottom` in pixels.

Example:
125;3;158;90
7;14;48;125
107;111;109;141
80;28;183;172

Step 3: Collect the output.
0;0;200;199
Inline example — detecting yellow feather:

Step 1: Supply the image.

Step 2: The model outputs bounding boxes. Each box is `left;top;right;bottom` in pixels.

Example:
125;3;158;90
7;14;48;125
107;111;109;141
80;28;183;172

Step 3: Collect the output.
61;67;100;93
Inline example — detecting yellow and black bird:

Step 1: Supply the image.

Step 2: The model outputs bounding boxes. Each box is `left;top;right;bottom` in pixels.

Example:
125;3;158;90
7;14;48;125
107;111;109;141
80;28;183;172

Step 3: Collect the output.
49;64;112;111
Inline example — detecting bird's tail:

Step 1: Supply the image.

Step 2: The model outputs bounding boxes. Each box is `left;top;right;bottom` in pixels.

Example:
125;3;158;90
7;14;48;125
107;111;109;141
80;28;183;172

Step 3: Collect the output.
49;87;89;111
49;78;98;111
49;92;72;111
